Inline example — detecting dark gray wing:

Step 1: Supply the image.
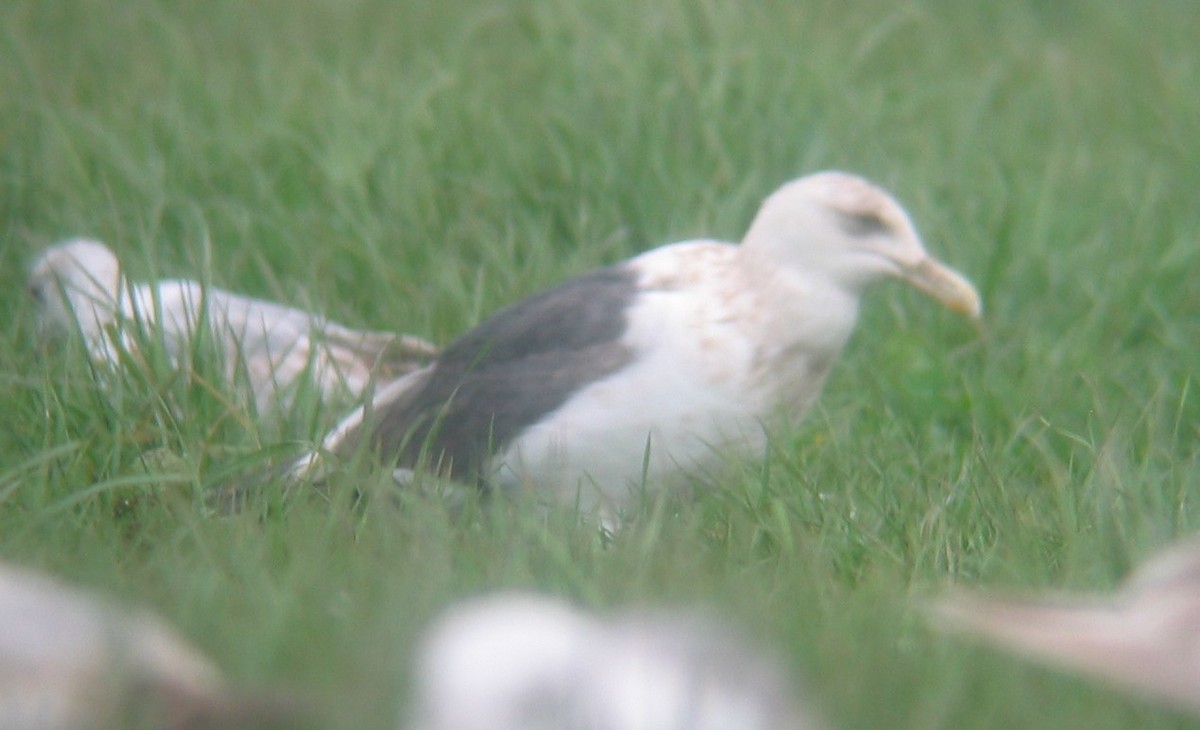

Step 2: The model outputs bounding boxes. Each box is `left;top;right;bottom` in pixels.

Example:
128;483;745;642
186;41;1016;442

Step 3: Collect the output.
338;263;640;480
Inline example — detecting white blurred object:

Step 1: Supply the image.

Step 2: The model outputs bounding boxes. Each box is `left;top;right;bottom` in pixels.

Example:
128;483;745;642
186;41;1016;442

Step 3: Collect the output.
409;592;823;730
0;561;296;729
28;238;437;417
934;536;1200;717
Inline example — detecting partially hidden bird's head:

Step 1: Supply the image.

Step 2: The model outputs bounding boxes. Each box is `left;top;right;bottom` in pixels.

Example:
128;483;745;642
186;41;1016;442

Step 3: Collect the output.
28;238;125;342
742;171;982;320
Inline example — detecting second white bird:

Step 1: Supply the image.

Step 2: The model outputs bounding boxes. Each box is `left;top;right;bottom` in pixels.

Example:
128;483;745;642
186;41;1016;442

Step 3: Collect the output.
29;238;437;418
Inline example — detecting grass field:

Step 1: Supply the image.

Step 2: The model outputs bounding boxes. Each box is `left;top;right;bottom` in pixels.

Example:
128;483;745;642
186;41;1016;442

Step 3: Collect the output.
2;0;1199;727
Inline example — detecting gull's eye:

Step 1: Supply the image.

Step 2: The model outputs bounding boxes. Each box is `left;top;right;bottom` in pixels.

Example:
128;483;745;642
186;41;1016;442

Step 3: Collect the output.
837;210;891;238
27;282;46;304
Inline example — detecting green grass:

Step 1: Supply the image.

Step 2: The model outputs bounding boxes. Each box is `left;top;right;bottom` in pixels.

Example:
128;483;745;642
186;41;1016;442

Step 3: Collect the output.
2;0;1199;727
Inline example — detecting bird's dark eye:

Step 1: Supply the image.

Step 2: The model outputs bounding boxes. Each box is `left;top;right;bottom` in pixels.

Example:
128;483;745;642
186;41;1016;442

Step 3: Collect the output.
27;283;46;303
837;211;891;238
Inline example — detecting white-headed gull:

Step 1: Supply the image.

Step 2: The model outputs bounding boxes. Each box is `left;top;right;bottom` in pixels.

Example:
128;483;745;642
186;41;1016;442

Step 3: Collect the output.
292;171;981;522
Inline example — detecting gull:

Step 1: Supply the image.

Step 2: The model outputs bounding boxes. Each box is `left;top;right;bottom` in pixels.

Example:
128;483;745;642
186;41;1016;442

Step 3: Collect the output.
28;238;437;418
291;171;981;523
933;537;1200;717
0;561;298;730
407;592;823;730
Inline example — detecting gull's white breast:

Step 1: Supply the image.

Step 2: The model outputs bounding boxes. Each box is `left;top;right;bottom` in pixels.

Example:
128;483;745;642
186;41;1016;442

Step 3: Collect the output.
491;240;860;517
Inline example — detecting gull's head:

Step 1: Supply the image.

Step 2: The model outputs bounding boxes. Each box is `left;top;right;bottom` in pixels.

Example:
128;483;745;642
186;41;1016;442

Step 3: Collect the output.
28;238;124;341
742;171;982;319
